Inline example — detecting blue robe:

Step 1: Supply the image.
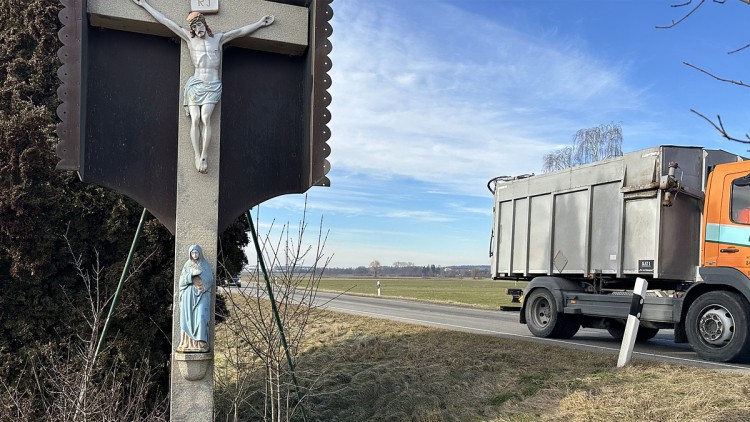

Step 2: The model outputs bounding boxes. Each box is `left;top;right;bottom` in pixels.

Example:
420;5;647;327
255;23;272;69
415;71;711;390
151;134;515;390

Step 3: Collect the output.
179;244;213;344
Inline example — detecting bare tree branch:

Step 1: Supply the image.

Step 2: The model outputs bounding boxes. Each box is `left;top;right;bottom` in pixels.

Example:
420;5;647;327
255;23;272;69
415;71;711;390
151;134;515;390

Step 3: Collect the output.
657;0;750;29
684;61;750;87
658;0;750;54
656;0;706;28
690;109;750;143
728;41;750;54
657;2;750;145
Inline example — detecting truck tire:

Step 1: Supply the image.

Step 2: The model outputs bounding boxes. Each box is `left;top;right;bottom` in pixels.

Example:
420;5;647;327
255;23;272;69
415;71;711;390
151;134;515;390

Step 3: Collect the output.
525;288;580;339
606;320;659;341
685;291;750;362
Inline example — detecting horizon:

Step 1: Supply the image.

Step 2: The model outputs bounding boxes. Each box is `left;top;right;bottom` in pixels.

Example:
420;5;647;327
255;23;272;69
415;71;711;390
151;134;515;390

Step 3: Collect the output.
240;263;492;271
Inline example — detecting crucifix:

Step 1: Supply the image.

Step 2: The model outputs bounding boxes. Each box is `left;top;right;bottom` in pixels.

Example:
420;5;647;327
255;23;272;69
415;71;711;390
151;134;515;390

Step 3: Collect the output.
132;0;274;174
55;0;332;420
126;3;282;418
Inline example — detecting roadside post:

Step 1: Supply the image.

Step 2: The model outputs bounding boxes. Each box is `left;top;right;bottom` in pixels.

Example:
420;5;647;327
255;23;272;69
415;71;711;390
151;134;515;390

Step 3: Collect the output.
617;277;648;367
377;280;381;296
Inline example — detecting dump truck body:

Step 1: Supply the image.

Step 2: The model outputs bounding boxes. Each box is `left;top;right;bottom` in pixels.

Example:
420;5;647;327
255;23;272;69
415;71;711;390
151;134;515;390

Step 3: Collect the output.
491;146;743;282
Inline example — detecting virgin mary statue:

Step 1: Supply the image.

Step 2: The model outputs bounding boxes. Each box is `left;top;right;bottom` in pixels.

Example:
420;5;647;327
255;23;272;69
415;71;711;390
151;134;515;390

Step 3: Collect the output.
177;244;213;352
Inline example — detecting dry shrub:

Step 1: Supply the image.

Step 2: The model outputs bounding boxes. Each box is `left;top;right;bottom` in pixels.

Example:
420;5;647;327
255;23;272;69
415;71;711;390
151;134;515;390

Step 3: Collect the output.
215;208;330;422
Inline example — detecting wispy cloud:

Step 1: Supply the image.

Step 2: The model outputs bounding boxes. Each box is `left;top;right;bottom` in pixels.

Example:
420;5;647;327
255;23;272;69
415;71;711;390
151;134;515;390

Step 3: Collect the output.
380;210;455;223
328;1;644;198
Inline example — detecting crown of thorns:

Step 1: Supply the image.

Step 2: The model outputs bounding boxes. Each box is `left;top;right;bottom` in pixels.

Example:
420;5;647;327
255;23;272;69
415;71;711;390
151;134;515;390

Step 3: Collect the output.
186;11;206;26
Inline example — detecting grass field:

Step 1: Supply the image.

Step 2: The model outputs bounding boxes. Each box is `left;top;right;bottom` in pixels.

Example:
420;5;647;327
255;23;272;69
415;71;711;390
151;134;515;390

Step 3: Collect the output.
317;277;528;309
215;302;750;421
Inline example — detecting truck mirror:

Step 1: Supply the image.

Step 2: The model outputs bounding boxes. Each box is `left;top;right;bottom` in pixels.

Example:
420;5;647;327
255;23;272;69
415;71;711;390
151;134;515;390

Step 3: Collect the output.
732;174;750;187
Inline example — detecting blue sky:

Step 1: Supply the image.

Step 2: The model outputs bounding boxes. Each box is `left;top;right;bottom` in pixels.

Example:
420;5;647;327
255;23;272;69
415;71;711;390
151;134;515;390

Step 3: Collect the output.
247;0;750;269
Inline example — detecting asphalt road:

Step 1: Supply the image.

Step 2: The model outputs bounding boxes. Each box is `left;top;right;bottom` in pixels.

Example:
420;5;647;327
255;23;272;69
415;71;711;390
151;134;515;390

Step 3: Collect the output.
228;285;750;373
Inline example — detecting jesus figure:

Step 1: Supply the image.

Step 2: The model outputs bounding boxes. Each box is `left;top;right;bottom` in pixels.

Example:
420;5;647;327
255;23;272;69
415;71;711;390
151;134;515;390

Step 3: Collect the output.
132;0;274;173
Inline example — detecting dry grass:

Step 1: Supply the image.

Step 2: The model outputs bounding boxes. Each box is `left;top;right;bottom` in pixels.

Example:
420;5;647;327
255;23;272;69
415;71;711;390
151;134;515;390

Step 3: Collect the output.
316;277;528;309
549;366;750;422
216;302;750;422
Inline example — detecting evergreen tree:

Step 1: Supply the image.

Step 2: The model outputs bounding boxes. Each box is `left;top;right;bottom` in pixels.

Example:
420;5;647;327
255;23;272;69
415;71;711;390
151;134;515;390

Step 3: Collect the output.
0;0;248;412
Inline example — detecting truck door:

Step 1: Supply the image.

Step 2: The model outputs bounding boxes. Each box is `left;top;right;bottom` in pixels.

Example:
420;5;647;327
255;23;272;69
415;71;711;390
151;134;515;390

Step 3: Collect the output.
712;172;750;277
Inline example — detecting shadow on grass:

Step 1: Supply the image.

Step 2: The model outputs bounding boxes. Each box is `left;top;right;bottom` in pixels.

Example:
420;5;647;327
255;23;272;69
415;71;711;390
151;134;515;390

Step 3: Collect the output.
297;329;614;421
216;310;750;422
216;309;611;421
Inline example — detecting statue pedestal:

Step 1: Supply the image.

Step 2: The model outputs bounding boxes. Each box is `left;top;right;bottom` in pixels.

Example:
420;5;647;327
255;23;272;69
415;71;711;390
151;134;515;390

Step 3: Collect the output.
171;350;213;418
174;351;213;381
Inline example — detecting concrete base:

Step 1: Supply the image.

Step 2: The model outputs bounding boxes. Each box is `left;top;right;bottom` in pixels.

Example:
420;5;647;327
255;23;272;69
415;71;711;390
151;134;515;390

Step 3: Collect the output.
175;352;213;381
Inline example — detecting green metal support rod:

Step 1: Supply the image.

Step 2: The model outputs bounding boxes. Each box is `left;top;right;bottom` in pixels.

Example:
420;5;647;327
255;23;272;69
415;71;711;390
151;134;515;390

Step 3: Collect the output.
245;210;308;422
93;208;149;364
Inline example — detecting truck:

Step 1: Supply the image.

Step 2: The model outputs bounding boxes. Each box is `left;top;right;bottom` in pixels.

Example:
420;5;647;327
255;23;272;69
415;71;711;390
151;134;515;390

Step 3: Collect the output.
488;145;750;362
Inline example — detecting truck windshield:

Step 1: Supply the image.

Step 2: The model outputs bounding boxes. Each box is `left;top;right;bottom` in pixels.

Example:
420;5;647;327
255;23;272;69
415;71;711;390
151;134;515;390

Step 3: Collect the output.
731;174;750;224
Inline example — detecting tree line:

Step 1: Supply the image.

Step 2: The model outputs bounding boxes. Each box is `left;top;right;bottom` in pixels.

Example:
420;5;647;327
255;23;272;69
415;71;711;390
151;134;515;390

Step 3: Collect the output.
323;263;491;279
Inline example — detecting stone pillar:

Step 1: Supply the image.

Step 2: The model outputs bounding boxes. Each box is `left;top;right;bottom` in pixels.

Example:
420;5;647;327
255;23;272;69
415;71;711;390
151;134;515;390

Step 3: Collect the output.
169;42;222;420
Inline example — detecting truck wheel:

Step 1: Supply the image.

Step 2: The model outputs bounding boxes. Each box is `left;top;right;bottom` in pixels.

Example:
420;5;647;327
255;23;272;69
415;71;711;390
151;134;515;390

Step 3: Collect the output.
525;288;579;339
606;320;659;341
686;291;750;362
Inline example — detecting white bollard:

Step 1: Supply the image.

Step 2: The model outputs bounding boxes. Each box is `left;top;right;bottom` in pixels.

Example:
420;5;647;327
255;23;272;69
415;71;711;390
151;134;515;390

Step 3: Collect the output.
617;277;648;367
377;281;381;297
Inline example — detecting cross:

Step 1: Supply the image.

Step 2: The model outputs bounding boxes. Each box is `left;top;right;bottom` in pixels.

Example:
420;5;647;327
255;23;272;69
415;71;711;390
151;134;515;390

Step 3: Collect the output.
84;0;309;419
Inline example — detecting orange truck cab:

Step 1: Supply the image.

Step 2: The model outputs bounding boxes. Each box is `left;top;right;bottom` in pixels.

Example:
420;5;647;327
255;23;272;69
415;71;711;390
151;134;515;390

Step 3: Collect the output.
702;160;750;277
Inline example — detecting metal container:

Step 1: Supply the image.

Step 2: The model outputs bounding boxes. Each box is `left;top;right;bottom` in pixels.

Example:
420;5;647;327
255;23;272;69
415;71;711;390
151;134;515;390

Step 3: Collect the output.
490;146;744;281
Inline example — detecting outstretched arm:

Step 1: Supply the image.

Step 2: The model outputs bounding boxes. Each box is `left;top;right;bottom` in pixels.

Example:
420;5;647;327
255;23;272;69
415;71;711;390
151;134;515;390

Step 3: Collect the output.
132;0;189;42
221;15;274;45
